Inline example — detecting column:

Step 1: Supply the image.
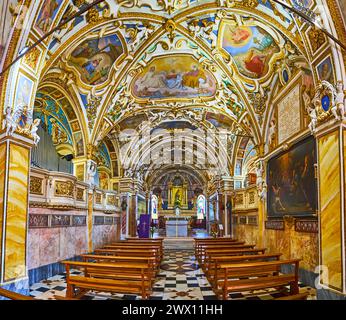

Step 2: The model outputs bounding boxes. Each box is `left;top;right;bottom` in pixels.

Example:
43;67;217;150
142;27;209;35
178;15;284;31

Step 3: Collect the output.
0;132;34;295
316;121;346;295
224;193;228;236
128;193;137;237
87;189;94;252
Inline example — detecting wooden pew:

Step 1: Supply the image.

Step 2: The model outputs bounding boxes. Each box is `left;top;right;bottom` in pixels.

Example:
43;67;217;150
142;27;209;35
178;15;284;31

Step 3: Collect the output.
123;238;164;246
81;254;159;275
195;242;251;260
215;259;301;300
104;244;162;259
62;260;154;299
194;237;237;242
205;253;282;288
126;237;164;241
0;288;35;300
194;239;243;258
93;248;161;271
196;244;257;265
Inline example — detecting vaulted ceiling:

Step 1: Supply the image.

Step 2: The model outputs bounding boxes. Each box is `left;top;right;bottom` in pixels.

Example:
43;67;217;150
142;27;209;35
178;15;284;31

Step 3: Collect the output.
3;0;337;183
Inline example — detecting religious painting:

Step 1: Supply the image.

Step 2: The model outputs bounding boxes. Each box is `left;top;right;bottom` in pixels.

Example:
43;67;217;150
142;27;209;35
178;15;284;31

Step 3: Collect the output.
205;112;234;129
118;113;147;131
112;160;119;176
23;45;41;72
60;98;77;120
35;0;63;35
267;136;317;218
219;21;280;79
71;120;80;132
339;0;346;27
74;132;84;156
132;55;216;99
317;56;335;85
75;163;84;181
137;196;147;217
291;0;314;9
68;34;124;85
98;171;109;190
14;73;34;108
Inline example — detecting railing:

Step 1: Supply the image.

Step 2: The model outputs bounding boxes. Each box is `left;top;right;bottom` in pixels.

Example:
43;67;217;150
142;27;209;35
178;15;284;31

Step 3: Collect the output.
29;167;120;213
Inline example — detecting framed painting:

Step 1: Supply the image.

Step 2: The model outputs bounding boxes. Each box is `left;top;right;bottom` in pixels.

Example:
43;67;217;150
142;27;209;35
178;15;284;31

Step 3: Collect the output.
267;136;317;218
316;55;335;85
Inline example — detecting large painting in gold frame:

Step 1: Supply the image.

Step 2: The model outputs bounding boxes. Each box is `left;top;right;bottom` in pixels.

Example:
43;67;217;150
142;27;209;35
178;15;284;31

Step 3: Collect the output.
267;136;317;218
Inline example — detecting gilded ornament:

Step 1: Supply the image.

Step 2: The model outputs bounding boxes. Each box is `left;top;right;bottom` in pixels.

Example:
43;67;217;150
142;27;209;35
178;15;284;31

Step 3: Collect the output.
76;187;84;201
55;181;74;197
307;26;326;53
23;46;40;70
107;195;116;205
86;7;100;24
30;177;43;195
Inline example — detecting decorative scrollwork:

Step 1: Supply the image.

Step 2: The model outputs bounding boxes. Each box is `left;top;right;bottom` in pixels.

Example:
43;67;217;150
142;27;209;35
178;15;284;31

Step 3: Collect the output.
55;181;74;198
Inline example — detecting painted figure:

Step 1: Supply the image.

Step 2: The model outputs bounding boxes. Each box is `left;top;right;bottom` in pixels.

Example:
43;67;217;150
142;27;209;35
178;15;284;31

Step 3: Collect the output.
36;0;60;33
182;64;206;88
272;183;286;212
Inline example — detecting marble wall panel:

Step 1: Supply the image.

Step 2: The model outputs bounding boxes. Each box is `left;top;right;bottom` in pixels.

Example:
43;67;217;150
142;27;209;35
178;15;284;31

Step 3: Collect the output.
319;131;342;291
235;220;319;274
291;232;318;271
235;224;258;246
38;228;60;267
27;229;40;270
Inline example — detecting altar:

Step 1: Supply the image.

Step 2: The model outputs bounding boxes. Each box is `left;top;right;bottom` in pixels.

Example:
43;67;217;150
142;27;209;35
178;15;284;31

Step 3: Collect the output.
165;218;188;237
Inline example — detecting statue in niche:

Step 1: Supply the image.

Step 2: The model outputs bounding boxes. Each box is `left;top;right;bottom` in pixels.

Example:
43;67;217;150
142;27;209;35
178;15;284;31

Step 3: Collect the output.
259;181;267;202
31;118;41;145
307;105;317;133
334;81;345;121
255;161;263;189
268;119;276;149
87;160;97;186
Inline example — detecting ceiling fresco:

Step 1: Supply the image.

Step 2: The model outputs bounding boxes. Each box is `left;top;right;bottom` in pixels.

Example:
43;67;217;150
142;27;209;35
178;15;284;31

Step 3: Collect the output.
1;0;345;185
131;55;217;100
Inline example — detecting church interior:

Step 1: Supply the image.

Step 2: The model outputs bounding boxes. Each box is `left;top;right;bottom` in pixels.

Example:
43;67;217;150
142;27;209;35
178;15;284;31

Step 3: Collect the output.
0;0;346;301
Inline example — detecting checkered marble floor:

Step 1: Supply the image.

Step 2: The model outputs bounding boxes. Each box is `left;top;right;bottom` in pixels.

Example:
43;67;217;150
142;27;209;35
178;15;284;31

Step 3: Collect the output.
29;250;316;300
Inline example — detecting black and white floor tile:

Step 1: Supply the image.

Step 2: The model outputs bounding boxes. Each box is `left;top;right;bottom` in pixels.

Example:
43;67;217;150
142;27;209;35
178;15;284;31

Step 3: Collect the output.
29;249;316;300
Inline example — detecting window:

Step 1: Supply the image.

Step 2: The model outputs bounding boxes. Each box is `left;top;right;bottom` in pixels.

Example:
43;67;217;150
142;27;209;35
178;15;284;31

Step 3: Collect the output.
151;194;158;219
197;195;206;219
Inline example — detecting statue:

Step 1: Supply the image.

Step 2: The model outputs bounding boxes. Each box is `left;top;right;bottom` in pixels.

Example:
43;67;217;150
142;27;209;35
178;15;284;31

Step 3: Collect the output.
31;118;41;145
175;206;180;216
4;106;14;135
268;119;276;148
3;104;39;144
307;105;318;134
256;161;263;189
259;182;267;202
86;160;97;186
334;81;345;121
